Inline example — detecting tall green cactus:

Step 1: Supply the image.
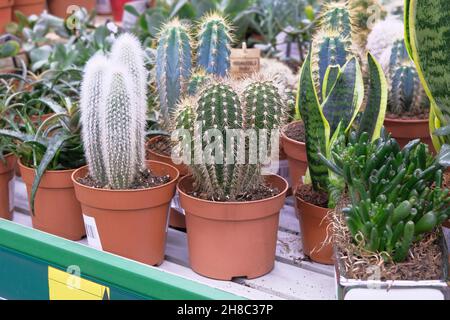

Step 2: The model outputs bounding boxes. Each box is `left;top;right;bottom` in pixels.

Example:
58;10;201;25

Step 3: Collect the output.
80;34;147;190
320;1;354;39
156;18;192;121
197;13;232;77
187;68;209;96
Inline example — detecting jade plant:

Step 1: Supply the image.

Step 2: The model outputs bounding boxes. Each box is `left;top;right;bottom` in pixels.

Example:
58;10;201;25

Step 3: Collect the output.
174;76;287;200
80;34;148;189
404;0;450;151
322;131;450;262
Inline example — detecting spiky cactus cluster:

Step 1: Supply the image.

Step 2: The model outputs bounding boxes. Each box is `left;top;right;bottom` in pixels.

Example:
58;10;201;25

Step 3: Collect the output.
80;34;148;189
197;14;232;77
386;39;429;115
156;19;192;121
175;76;287;200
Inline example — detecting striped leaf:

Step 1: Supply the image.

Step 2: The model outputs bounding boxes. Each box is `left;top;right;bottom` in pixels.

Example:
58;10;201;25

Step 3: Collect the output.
297;52;330;192
322;57;364;135
357;53;388;141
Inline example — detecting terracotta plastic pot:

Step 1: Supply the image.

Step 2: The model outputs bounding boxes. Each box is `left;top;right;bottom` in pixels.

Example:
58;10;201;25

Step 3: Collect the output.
47;0;95;17
178;174;288;280
281;121;308;192
72;160;179;266
147;136;188;229
384;118;435;153
0;0;13;33
19;161;85;240
12;0;46;20
295;196;333;265
0;154;16;220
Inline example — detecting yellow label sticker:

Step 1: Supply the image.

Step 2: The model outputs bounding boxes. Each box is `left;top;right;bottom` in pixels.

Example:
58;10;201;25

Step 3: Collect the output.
48;266;110;300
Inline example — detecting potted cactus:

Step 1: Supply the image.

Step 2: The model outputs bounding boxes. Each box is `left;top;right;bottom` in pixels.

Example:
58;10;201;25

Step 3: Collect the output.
175;76;289;280
147;14;232;229
72;34;179;266
323;132;450;299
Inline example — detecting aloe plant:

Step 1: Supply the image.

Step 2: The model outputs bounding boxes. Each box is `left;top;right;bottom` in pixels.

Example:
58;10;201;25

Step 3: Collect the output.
322;130;450;262
405;0;450;151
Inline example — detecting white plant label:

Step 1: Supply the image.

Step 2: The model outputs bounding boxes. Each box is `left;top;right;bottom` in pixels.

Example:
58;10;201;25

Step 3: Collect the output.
170;192;185;215
83;214;103;250
8;178;14;213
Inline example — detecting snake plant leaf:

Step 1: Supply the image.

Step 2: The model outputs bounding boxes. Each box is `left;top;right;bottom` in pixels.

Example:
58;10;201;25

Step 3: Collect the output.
408;0;450;122
404;0;413;59
297;51;330;192
429;103;444;150
30;134;73;215
357;53;388;141
322;57;364;135
437;143;450;167
322;65;340;101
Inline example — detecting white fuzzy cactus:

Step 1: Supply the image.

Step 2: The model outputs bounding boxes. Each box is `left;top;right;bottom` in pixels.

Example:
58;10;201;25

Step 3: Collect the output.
110;33;148;172
80;34;148;189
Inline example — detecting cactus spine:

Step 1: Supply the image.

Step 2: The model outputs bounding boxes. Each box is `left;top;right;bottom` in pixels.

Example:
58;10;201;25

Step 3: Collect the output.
80;54;109;186
80;34;147;189
156;19;192;121
111;33;148;171
197;13;232;77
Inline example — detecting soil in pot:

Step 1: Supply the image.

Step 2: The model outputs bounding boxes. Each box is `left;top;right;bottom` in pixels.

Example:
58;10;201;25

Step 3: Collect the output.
19;161;86;240
47;0;96;17
0;0;13;33
384;111;434;152
0;153;16;220
12;0;46;20
146;135;189;229
295;184;334;265
72;160;179;266
281;121;307;192
178;175;288;280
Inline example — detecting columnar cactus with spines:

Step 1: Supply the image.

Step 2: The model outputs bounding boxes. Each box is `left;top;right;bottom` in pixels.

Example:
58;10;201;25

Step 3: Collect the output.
80;34;148;190
386;39;429;115
80;54;109;186
111;33;148;171
187;69;209;96
156;19;192;121
320;2;354;39
102;68;140;189
197;13;232;77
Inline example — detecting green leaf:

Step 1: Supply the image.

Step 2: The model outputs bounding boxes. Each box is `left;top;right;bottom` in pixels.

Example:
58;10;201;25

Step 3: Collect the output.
357;53;387;141
322;57;364;135
404;0;413;59
437;144;450;167
29;134;73;215
297;51;330;192
322;65;340;101
124;4;140;17
0;40;20;59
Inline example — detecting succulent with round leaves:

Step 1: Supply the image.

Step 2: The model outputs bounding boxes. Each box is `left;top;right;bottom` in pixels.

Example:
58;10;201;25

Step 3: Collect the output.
322;131;450;262
197;13;232;77
80;35;148;190
156;18;192;122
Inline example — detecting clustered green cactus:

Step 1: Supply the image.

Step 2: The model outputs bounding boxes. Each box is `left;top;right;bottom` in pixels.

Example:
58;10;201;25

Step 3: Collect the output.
323;131;450;262
80;34;147;189
155;13;232;126
175;76;287;200
386;39;429;115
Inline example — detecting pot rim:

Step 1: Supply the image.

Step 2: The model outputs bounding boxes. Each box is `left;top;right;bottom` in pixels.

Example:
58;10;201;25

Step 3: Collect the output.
71;160;180;193
281;121;305;146
384;117;429;124
177;174;289;206
18;159;82;174
146;135;172;160
295;192;330;211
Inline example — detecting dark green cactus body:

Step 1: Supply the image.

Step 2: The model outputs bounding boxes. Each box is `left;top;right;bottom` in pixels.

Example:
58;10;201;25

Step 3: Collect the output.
194;84;243;199
321;3;353;38
156;20;192;120
197;15;232;77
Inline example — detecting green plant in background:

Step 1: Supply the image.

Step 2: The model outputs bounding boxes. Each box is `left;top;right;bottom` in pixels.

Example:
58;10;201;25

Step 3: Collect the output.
386;39;429;115
0;39;20;59
197;13;233;77
174;76;288;200
80;35;148;190
156;18;192;122
404;0;450;151
322;131;450;262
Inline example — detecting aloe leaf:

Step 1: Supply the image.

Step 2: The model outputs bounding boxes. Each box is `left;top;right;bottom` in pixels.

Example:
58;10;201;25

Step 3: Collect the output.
408;0;450;122
357;53;388;141
322;57;364;135
29;134;72;215
297;51;330;192
0;129;40;144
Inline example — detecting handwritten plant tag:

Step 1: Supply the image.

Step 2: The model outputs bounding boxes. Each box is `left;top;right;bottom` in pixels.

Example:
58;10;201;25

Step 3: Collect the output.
230;43;260;78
